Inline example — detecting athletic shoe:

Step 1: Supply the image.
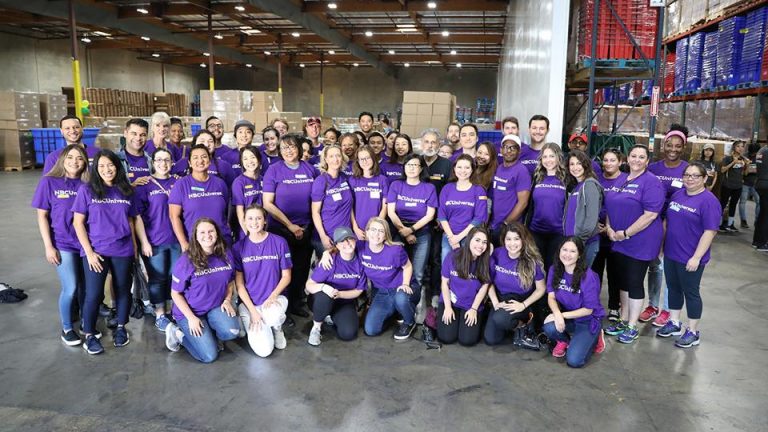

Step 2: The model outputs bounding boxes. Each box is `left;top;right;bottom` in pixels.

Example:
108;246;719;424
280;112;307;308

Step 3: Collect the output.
165;323;181;352
594;329;606;354
607;309;620;322
143;303;155;316
718;224;728;233
323;315;335;326
155;314;172;332
393;322;415;340
741;220;750;229
605;321;628;336
617;325;639;344
98;303;112;317
273;327;287;350
652;310;670;327
421;325;436;343
656;320;683;338
308;327;322;346
79;323;102;339
726;224;739;233
552;340;569;358
82;335;104;355
675;328;700;348
61;330;82;346
113;327;129;347
638;305;659;322
757;244;768;252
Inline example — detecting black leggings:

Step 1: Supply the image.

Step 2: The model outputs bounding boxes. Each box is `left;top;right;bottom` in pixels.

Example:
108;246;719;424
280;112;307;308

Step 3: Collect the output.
311;292;359;341
609;251;650;300
591;238;621;310
483;292;530;345
269;223;312;310
532;231;563;272
753;187;768;246
719;185;741;219
437;302;483;346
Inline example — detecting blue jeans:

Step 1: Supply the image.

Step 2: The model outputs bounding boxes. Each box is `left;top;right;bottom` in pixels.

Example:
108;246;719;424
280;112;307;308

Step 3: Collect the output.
82;256;133;335
584;239;599;269
647;257;668;310
177;306;241;363
401;227;432;294
141;243;181;306
739;185;760;223
364;287;421;336
55;251;85;331
543;319;598;368
664;257;705;320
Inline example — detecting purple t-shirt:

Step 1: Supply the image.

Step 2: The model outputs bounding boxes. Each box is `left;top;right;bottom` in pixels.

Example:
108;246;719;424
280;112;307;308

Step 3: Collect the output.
604;171;665;261
440;251;485;311
31;176;84;252
357;241;408;290
171;251;234;320
450;148;475;162
168;174;231;240
546;267;605;334
349;174;389;230
145;140;183;162
598;171;629;222
529;175;567;234
124;151;151;181
490;248;544;296
172;157;236;186
591;160;603;177
649;160;688;215
233;233;293;305
490;162;532;229
310;253;368;304
262;160;318;226
342;160;354;177
214;145;236;162
70;184;137;257
42;145;101;175
231;175;262;208
664;189;721;265
311;172;354;237
219;148;242;175
379;161;404;184
519;144;541;176
259;150;280;176
437;183;488;234
134;177;178;247
387;180;438;224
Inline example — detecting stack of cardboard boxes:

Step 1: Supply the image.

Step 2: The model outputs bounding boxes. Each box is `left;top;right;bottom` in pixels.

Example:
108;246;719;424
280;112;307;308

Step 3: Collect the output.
152;93;188;116
0;91;41;169
39;94;68;128
400;91;456;138
201;90;303;133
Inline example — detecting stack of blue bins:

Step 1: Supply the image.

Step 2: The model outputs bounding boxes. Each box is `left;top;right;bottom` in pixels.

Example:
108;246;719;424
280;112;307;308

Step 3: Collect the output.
686;32;705;91
700;32;718;90
716;16;746;87
674;37;688;93
738;7;768;85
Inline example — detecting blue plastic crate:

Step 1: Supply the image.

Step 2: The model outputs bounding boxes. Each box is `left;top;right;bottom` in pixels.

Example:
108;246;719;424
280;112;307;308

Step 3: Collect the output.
701;32;718;89
478;131;503;146
32;127;100;166
674;37;689;93
716;16;746;87
686;32;705;91
190;124;201;136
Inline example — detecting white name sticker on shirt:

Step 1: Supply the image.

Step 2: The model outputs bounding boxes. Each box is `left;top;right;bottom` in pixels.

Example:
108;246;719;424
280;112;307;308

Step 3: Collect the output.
367;182;379;187
671;180;683;188
404;202;417;207
296;174;307;179
497;185;507;191
450;290;458;304
128;173;134;178
332;192;342;201
370;190;380;199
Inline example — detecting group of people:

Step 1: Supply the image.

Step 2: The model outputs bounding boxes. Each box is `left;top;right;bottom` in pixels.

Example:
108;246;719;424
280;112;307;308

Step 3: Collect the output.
33;108;758;368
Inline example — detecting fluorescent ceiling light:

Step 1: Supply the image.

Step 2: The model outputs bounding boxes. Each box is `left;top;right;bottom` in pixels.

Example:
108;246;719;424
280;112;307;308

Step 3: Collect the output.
299;63;305;67
264;51;271;55
404;63;410;67
93;31;111;37
136;8;149;14
365;31;373;37
442;30;449;37
353;63;359;67
80;37;91;43
234;5;245;12
200;63;206;67
328;50;335;54
292;32;300;37
151;53;160;57
203;52;210;56
388;49;395;54
245;63;252;67
141;36;150;41
456;63;462;68
328;3;337;9
214;33;224;40
450;50;457;55
428;2;437;9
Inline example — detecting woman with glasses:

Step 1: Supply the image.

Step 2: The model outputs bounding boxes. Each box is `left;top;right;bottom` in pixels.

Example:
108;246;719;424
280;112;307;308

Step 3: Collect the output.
349;145;389;240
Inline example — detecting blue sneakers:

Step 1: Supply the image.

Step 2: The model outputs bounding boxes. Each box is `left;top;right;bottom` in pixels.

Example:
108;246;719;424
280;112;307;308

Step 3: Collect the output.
675;328;700;348
605;321;628;336
113;327;130;347
656;320;683;338
83;335;104;355
617;325;639;344
155;314;172;332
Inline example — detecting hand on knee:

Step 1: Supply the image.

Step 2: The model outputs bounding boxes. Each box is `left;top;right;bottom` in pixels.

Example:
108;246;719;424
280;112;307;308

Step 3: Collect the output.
543;313;555;324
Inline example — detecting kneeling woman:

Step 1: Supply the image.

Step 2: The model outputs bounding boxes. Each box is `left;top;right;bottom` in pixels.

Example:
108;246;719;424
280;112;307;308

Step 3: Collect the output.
164;218;240;363
305;227;367;346
484;223;546;345
438;227;492;346
543;237;606;368
233;205;292;357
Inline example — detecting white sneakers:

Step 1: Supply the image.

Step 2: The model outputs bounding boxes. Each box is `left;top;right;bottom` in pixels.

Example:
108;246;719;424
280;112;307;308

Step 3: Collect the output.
308;327;322;346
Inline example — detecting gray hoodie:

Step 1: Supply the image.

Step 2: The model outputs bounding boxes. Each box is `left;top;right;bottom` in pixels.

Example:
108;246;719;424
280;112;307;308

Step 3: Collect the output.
563;177;603;241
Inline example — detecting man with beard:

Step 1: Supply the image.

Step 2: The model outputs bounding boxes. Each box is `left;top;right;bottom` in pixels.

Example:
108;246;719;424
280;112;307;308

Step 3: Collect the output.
519;114;550;176
445;122;461;151
205;116;235;161
489;134;531;245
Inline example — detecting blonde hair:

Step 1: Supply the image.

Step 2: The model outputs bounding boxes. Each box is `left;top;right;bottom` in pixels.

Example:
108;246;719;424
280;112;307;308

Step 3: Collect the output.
319;144;349;173
150;111;171;139
365;217;402;247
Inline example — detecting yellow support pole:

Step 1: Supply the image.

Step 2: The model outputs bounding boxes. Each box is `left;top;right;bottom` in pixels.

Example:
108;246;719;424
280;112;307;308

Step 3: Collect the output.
209;77;215;91
73;59;83;122
320;92;324;117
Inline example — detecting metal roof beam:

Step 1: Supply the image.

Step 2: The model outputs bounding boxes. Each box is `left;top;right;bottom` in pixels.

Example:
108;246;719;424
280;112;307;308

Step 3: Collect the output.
303;0;508;13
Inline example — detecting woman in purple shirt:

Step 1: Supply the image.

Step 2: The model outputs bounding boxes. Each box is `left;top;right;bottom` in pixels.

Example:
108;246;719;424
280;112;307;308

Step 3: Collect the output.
233;205;292;357
144;112;181;162
311;145;354;257
134;147;179;332
349;145;389;240
72;149;137;355
543;237;606;368
438;226;491;346
164;218;240;363
379;133;412;183
263;134;319;319
604;144;665;344
564;149;603;267
438;154;488;263
472;142;497;190
305;227;367;346
528;143;570;270
232;145;263;239
169;144;232;251
260;126;281;176
655;163;721;348
32;144;89;346
484;223;546;346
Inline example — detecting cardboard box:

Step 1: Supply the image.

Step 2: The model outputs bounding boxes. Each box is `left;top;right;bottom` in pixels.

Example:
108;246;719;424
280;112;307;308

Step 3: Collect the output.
417;92;433;104
402;103;418;115
403;91;422;103
432;103;451;117
433;92;453;105
0;129;34;168
417;104;433;116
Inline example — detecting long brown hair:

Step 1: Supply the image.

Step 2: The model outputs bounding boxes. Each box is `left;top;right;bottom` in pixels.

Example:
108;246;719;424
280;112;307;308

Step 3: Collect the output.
453;226;491;284
533;142;568;185
551;236;587;294
46;144;89;181
353;145;381;177
499;222;543;289
188;217;229;273
567;149;597;182
472;141;497;189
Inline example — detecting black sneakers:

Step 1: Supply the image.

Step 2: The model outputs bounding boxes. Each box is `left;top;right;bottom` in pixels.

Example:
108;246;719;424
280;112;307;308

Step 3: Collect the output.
61;330;82;346
394;323;415;340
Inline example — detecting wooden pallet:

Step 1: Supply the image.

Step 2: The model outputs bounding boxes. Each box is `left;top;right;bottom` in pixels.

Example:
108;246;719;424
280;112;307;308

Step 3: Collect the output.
3;165;33;172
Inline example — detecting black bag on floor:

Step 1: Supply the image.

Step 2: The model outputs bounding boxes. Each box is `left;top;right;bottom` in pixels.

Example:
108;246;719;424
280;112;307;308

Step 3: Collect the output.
129;260;149;319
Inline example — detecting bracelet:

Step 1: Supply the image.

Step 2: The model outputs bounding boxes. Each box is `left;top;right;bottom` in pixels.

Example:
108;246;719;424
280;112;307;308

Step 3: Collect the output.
624;230;631;239
470;307;477;312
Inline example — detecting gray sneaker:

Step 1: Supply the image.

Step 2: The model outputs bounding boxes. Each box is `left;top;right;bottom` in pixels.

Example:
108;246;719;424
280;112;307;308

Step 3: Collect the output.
273;327;287;350
165;323;182;352
308;327;322;346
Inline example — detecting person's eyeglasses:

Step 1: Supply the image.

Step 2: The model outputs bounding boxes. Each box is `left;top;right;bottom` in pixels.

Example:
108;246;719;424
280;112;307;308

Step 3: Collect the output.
683;174;704;179
207;124;223;129
280;145;297;151
358;156;372;162
502;145;519;151
154;158;172;164
405;163;421;168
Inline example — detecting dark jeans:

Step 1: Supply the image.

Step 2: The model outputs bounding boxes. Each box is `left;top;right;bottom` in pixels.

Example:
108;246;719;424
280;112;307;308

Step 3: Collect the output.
664;257;705;320
311;292;359;341
609;251;650;300
543;319;598;368
483;292;530;345
141;243;181;306
753;187;768;246
82;255;133;335
427;226;443;303
397;226;432;299
719;185;741;219
364;287;420;336
591;238;621;310
437;302;483;346
269;223;312;311
532;231;563;272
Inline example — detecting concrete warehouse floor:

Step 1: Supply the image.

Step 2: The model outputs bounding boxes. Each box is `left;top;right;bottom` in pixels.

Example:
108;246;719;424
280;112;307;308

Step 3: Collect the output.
0;170;766;432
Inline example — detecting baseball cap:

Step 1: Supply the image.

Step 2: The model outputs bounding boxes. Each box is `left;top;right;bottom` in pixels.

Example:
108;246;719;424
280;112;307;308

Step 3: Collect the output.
569;132;588;144
501;134;521;146
307;117;321;126
233;119;255;134
332;227;355;244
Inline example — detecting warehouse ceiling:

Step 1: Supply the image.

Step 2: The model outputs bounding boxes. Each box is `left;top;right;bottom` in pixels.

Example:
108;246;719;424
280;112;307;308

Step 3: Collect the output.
0;0;508;73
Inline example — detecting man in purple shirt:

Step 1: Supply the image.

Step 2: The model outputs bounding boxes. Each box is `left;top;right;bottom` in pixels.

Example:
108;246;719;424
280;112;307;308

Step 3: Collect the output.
519;114;550;176
117;118;153;187
42;115;101;175
490;134;531;245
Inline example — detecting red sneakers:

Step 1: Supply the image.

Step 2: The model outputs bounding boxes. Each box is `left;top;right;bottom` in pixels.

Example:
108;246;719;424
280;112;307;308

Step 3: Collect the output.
552;340;569;358
639;305;659;322
594;329;606;354
652;310;670;327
